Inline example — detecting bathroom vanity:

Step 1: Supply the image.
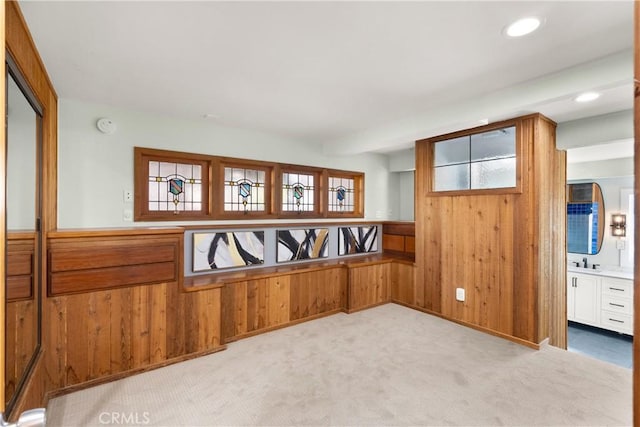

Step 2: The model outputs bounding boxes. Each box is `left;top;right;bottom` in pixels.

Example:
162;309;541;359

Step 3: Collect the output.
567;266;633;335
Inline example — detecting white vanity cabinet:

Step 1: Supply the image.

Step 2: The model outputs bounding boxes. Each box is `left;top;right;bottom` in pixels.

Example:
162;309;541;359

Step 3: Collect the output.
567;272;600;326
567;270;634;335
600;277;633;334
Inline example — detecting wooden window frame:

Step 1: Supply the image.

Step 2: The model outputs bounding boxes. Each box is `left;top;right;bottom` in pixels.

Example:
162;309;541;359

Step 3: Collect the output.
277;164;323;218
326;169;365;218
422;118;524;197
214;157;276;220
134;148;365;221
134;147;213;221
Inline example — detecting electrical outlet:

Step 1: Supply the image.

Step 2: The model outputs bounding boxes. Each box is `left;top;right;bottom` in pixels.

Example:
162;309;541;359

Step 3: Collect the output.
456;288;465;302
123;189;133;202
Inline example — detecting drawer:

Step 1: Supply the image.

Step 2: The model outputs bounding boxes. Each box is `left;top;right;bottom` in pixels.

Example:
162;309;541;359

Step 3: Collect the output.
601;295;633;315
600;312;633;334
601;277;633;298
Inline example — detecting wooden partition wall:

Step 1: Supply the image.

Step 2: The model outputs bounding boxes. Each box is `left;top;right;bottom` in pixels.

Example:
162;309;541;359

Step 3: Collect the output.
414;114;566;348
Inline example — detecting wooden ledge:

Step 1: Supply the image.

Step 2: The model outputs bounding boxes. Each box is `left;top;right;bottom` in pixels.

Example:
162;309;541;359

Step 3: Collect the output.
184;254;411;292
48;227;184;239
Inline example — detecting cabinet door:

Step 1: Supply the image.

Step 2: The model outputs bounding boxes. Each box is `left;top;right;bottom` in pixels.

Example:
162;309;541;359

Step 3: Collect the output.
574;275;599;325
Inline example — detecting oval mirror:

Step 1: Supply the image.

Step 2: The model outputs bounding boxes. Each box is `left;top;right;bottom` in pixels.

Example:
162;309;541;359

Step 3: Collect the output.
567;182;605;255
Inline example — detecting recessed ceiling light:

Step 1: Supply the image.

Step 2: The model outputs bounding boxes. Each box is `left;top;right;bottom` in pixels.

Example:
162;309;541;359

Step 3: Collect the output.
504;17;541;37
574;92;601;103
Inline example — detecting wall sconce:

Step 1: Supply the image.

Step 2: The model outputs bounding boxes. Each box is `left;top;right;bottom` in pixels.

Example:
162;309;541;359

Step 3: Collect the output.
610;213;626;237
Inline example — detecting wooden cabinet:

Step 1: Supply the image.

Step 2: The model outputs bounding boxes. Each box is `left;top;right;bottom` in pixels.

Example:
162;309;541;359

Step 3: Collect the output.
567;272;599;326
567;272;634;335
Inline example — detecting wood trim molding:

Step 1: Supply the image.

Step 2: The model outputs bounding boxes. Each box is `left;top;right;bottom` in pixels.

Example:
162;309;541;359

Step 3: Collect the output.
134;147;365;221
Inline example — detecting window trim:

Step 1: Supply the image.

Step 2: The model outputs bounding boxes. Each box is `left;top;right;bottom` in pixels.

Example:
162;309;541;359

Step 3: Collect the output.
214;157;276;220
326;169;365;218
423;119;524;197
277;165;323;218
134;148;365;221
134;147;213;221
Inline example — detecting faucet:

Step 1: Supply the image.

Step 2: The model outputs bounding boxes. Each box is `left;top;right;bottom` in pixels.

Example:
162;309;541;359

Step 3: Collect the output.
582;257;588;268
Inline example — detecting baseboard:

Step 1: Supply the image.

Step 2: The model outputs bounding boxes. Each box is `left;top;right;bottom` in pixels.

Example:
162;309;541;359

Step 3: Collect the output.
45;345;227;401
391;300;540;350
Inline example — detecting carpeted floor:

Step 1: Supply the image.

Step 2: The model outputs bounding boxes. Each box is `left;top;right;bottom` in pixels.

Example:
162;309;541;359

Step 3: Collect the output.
47;304;632;426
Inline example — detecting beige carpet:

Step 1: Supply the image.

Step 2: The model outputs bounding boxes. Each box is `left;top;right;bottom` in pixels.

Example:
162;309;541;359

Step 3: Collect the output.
47;304;631;426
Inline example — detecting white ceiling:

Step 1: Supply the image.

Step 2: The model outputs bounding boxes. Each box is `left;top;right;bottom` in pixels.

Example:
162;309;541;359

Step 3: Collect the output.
18;0;634;154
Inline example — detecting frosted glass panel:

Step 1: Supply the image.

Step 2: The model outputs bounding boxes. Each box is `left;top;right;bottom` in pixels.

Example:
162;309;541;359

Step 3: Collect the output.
470;126;516;161
434;136;469;166
434;164;470;191
470;158;516;189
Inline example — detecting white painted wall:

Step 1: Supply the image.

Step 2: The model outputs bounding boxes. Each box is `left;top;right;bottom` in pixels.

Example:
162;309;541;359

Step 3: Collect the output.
567;175;634;270
567;157;633;180
57;99;395;228
398;171;414;221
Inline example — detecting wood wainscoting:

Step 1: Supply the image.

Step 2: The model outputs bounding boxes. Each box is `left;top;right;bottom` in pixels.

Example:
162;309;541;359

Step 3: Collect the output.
44;228;225;394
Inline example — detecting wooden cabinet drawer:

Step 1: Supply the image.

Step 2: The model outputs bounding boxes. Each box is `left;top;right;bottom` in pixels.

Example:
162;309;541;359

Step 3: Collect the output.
600;312;633;334
601;277;633;299
601;295;632;315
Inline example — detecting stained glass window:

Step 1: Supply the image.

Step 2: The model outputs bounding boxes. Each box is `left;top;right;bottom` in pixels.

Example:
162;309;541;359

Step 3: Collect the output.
148;161;202;213
328;176;355;212
282;172;314;212
224;167;266;212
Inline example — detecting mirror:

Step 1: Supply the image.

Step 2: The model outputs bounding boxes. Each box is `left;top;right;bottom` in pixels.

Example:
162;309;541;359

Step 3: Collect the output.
567;182;605;255
5;55;42;413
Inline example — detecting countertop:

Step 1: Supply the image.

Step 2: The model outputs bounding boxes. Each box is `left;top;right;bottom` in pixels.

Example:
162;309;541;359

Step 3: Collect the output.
567;265;634;280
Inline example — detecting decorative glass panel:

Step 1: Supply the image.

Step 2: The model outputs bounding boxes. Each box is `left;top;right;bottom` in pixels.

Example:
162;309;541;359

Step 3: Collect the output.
434;164;470;191
277;228;329;262
433;136;470;166
148;161;202;213
193;231;265;271
470;126;516;162
328;176;355;212
282;172;315;212
433;126;516;191
338;226;378;255
224;167;266;212
470;158;516;189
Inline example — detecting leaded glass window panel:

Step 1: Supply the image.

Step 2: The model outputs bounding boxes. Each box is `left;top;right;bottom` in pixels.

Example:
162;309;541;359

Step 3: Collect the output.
224;167;266;212
282;172;315;212
148;160;203;213
328;176;355;212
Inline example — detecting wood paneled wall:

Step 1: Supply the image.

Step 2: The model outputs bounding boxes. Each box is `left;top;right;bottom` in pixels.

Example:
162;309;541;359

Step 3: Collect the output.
347;260;391;312
222;266;347;341
415;114;565;346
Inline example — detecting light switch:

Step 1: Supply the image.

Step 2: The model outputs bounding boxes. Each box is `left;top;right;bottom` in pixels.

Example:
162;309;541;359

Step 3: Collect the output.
456;288;465;302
